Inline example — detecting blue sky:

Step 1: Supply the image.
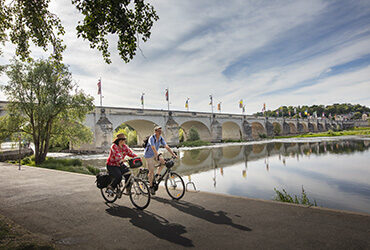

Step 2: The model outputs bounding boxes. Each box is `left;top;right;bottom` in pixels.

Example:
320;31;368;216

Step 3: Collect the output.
0;0;369;114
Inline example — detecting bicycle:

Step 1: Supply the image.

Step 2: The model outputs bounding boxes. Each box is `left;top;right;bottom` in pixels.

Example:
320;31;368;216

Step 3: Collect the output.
137;156;185;200
100;163;151;210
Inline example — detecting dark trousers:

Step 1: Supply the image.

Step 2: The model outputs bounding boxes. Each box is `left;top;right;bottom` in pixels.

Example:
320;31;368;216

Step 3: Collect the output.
107;165;131;188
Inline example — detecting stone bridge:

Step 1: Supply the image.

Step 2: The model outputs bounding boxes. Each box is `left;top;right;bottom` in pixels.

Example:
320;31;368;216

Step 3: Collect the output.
0;101;347;151
80;106;344;151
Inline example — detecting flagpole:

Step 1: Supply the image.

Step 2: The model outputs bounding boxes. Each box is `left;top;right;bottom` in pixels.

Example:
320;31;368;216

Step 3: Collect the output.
98;77;103;107
167;88;170;111
141;93;145;110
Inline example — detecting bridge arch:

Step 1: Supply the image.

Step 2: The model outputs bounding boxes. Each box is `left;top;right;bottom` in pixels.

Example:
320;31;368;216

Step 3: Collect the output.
288;123;297;134
222;121;242;140
181;120;212;141
298;122;309;133
272;122;282;136
115;119;159;145
251;122;266;140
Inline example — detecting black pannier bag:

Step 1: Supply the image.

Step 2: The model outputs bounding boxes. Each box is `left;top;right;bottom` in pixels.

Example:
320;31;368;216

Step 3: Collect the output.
128;157;143;168
96;172;111;189
165;158;174;168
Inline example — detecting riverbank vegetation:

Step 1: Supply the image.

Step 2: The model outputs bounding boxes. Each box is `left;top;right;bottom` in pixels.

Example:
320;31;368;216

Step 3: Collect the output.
8;156;100;176
274;187;317;207
0;213;54;249
275;127;370;139
254;103;369;119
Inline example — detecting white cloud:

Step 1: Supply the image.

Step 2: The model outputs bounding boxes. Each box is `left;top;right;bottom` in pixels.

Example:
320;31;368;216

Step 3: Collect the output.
0;0;369;113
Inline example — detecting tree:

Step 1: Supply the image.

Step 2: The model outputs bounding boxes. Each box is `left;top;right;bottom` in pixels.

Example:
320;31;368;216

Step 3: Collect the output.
0;59;94;164
188;127;200;141
0;0;159;63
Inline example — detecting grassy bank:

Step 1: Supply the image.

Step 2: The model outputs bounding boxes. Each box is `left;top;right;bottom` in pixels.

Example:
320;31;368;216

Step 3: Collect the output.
8;156;100;175
275;127;370;139
0;213;54;249
179;140;211;147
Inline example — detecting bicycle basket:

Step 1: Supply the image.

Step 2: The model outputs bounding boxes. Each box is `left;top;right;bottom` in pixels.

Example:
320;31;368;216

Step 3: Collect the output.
128;157;143;168
165;159;174;168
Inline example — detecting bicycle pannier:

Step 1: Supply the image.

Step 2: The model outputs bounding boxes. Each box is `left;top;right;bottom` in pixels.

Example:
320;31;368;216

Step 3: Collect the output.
96;172;111;189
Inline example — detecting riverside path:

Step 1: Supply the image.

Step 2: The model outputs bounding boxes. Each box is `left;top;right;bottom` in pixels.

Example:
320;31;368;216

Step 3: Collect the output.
0;162;369;249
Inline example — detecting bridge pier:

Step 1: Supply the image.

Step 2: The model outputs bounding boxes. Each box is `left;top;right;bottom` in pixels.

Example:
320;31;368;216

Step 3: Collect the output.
265;119;274;137
283;121;290;135
241;120;253;140
164;115;179;146
95;109;113;150
210;119;222;142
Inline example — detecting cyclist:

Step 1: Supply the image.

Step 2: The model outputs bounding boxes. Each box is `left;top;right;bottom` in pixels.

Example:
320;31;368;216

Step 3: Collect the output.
106;133;137;194
144;126;177;194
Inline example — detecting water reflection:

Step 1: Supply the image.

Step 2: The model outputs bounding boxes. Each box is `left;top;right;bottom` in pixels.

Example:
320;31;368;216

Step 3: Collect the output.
175;140;370;178
174;139;370;214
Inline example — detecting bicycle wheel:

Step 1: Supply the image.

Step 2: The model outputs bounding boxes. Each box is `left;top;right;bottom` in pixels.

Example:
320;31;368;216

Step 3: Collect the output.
165;172;185;200
129;179;151;210
101;187;118;203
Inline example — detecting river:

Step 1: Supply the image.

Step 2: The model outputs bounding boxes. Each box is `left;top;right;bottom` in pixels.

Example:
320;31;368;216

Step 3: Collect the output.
48;136;370;214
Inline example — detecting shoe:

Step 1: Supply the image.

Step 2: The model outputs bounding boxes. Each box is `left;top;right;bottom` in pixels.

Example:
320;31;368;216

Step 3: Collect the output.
106;185;114;195
123;183;132;195
150;186;156;195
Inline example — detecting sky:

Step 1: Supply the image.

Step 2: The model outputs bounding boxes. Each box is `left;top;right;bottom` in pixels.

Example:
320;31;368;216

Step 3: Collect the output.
0;0;370;114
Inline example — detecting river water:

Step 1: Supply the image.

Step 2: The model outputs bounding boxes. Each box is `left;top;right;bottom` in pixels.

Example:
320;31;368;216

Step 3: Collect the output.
48;136;370;214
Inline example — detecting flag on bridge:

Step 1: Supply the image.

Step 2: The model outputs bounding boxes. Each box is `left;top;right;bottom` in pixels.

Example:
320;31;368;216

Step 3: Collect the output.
239;99;243;108
97;79;101;95
185;98;189;109
165;88;169;101
242;105;246;113
209;95;213;105
141;93;144;106
217;102;221;112
262;103;266;112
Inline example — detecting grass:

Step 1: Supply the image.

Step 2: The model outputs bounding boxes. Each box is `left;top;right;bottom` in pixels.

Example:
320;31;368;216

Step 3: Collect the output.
275;127;370;139
8;156;101;176
274;186;317;207
0;214;55;249
179;140;211;147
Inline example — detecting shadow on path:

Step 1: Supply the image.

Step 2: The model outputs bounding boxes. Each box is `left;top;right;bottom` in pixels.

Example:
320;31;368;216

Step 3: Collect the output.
152;197;251;231
105;204;194;247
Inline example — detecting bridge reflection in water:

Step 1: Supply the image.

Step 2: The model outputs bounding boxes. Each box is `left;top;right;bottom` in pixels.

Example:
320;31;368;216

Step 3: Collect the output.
172;139;370;214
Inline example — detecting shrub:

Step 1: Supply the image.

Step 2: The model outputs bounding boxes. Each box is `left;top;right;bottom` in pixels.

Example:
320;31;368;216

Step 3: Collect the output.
87;165;100;175
188;127;200;141
274;186;317;206
179;128;185;142
258;133;267;139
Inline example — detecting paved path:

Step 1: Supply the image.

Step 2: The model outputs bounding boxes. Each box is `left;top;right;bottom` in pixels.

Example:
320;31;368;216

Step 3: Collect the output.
0;162;369;250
